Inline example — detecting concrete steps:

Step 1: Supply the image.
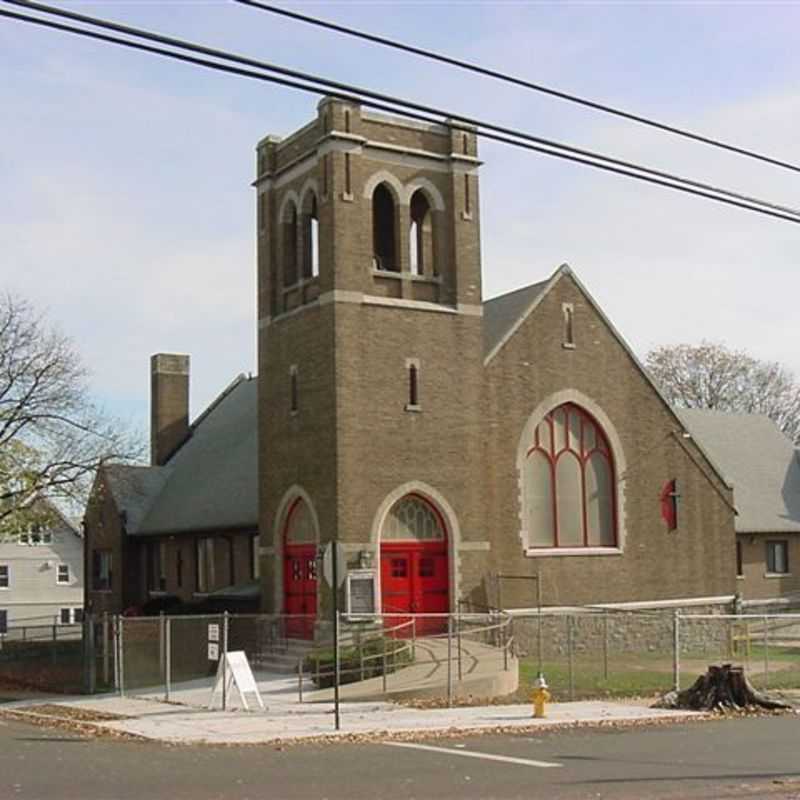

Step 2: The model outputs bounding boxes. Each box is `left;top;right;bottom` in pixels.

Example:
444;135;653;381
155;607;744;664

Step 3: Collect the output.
251;638;314;674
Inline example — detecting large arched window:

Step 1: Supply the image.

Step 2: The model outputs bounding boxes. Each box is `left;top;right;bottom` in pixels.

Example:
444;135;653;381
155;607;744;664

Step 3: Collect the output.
282;201;298;287
409;190;434;276
524;403;616;548
301;193;319;279
372;183;397;272
381;494;445;541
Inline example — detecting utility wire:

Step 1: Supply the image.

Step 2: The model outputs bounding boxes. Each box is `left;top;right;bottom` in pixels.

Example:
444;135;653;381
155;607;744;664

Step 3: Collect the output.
5;0;799;223
3;3;800;226
8;0;800;223
234;0;800;177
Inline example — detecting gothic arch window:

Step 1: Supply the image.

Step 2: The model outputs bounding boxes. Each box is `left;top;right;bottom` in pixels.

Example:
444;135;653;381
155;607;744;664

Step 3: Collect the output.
523;403;616;548
381;494;445;542
372;183;398;272
301;192;319;279
284;497;317;545
282;201;298;287
409;189;434;276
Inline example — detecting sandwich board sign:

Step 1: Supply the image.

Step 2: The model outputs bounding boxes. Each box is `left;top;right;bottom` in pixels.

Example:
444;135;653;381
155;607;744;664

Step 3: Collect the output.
208;651;265;712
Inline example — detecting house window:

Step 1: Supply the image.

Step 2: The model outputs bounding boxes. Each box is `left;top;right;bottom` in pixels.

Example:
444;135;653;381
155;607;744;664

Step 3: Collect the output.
766;540;789;575
0;610;6;634
146;541;166;592
0;565;8;589
523;403;616;549
736;541;743;577
59;608;83;625
92;550;112;591
372;183;397;271
57;564;70;585
176;547;184;588
196;537;215;593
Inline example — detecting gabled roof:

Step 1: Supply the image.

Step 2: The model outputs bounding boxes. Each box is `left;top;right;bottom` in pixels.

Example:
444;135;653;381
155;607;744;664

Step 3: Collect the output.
482;263;733;493
104;375;258;536
678;409;800;534
483;278;549;359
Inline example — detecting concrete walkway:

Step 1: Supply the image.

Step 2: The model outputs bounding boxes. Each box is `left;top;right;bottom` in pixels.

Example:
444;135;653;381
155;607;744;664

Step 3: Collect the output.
0;685;703;745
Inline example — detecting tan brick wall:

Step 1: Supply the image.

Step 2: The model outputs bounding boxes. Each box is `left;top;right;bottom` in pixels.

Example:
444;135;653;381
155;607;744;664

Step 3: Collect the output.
483;273;737;608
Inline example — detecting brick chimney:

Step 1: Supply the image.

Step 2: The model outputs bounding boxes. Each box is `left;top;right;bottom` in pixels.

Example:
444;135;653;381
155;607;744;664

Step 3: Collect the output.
150;353;190;466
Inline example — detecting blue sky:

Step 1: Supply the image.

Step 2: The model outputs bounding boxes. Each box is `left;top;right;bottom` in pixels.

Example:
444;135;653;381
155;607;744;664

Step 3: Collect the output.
1;1;799;439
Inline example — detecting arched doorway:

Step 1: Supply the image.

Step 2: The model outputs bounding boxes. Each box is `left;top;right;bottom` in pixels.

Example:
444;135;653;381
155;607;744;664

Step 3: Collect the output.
380;493;449;634
282;497;317;639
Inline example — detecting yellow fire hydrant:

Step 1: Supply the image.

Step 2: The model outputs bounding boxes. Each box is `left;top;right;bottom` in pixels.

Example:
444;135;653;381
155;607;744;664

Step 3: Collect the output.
532;674;551;718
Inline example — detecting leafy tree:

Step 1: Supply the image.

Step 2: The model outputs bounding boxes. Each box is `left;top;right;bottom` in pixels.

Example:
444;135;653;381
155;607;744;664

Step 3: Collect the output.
0;292;142;533
645;341;800;445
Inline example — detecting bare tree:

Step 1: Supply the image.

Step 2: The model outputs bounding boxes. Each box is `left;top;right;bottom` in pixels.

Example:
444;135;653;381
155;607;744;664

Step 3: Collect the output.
645;341;800;445
0;292;142;532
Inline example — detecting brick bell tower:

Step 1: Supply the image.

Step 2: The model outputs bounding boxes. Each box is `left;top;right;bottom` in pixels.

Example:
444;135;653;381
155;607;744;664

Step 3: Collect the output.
255;98;485;626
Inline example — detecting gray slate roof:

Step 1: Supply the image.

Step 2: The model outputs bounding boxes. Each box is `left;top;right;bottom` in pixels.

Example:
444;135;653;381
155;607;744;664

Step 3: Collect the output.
678;409;800;533
482;279;549;358
106;376;258;536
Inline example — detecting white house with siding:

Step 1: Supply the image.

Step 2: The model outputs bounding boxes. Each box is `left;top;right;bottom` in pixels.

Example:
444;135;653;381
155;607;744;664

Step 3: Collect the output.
0;507;84;634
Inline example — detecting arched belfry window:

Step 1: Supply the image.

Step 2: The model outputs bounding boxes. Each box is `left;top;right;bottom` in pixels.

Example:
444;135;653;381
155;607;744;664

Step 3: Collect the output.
409;190;434;276
372;183;397;272
284;497;316;545
524;403;616;548
283;201;298;287
302;193;319;279
381;495;445;541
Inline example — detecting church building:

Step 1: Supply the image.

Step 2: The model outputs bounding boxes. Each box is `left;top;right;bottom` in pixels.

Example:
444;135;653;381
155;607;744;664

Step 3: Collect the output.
254;98;737;628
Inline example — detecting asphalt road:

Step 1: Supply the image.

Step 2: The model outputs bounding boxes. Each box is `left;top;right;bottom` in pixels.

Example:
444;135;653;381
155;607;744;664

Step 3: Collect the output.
2;715;800;800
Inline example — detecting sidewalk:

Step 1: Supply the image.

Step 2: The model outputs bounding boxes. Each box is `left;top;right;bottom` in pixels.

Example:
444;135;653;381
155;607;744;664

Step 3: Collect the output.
0;679;704;745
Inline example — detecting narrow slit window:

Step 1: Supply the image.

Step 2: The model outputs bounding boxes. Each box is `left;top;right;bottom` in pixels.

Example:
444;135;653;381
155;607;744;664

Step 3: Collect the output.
302;194;319;279
290;366;298;413
406;359;420;410
562;303;575;347
345;153;352;196
464;174;471;216
283;202;298;287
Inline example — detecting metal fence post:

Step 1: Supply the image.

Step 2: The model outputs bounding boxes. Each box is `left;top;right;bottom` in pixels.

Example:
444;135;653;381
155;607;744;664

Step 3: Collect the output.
672;609;680;692
102;613;110;687
118;616;125;697
51;624;57;665
82;613;96;695
222;612;229;711
382;636;387;693
457;610;463;682
763;615;769;689
447;614;454;707
411;617;416;661
165;617;171;703
159;613;165;698
298;657;303;703
567;615;575;702
603;611;609;681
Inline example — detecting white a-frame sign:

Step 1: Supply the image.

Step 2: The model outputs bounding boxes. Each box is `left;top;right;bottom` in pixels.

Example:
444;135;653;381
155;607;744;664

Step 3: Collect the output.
208;651;265;711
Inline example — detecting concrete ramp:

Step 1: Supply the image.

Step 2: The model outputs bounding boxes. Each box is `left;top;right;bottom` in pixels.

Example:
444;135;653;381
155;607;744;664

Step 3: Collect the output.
303;637;518;703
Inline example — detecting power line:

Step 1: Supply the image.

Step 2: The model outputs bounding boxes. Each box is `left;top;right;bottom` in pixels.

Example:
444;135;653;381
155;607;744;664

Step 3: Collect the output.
2;3;800;226
234;0;800;177
9;0;800;224
4;0;799;223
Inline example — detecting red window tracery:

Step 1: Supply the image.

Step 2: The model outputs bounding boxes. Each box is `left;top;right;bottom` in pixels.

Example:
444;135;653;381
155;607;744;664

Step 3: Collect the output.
525;403;617;548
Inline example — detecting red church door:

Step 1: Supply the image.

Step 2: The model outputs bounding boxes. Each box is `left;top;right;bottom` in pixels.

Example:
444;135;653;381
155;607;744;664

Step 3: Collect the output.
379;494;450;636
282;497;317;640
284;545;317;639
381;543;449;635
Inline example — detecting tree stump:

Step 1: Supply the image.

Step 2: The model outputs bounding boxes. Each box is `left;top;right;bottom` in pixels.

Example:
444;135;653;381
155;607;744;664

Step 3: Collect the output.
653;664;792;712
